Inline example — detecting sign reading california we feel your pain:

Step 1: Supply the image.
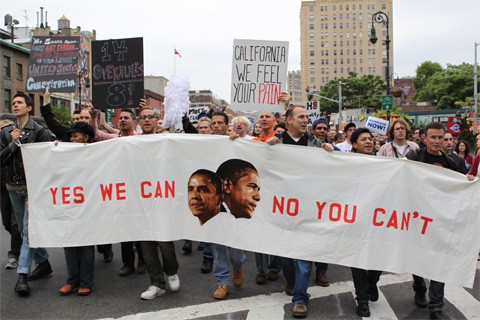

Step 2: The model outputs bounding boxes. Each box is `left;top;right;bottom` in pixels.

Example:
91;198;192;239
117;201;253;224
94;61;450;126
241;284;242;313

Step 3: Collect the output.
91;37;144;109
26;36;80;92
231;39;289;112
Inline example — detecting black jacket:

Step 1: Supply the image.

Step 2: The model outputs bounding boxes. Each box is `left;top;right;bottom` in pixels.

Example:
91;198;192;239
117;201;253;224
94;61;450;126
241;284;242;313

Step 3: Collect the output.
405;147;461;173
0;118;53;186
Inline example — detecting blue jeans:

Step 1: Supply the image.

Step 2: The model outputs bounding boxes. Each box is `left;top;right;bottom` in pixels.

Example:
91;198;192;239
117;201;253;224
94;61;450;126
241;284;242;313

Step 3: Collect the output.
9;191;49;274
281;257;312;305
413;275;445;312
255;253;282;276
64;246;94;288
211;243;246;286
203;242;213;260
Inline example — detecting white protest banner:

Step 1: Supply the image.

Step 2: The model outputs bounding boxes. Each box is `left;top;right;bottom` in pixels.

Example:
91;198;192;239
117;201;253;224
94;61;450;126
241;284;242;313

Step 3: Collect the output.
21;135;480;287
231;39;288;112
365;116;390;135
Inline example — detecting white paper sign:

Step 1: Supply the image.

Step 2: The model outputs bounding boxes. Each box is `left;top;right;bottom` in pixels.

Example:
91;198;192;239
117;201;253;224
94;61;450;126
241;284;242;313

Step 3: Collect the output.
231;39;289;112
365;116;390;134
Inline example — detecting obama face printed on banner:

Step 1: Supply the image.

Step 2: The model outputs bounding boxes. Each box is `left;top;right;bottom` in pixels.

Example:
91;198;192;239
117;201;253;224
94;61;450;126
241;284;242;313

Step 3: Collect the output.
187;169;223;225
216;159;260;219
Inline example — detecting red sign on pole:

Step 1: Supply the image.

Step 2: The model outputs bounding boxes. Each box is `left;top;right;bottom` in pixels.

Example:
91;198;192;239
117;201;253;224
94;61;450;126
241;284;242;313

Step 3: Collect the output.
446;116;462;135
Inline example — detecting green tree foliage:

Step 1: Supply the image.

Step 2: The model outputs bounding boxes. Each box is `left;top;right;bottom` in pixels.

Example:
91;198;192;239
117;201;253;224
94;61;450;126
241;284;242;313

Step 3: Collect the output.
52;105;72;126
414;62;474;109
413;61;443;95
317;72;386;114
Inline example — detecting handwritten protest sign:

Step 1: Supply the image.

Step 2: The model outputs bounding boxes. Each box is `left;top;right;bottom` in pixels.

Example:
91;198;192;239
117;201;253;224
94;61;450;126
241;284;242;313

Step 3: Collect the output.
26;36;80;92
21;135;480;287
91;37;144;109
231;39;288;112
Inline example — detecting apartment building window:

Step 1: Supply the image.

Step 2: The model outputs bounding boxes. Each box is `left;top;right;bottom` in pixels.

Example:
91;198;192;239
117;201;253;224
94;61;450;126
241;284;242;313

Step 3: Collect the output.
340;49;344;55
309;15;314;20
310;77;316;83
381;4;386;10
359;4;362;10
346;33;350;38
334;58;337;64
353;49;356;55
353;4;356;10
333;5;336;10
4;56;11;78
16;63;23;80
334;50;337;56
310;50;315;57
340;59;344;65
333;14;336;20
310;60;315;65
309;6;314;11
310;41;315;47
309;24;314;30
309;33;314;38
339;5;342;10
359;49;363;55
310;69;315;75
346;13;349;19
4;89;11;111
333;23;336;29
359;22;363;29
334;41;337;47
346;5;349;10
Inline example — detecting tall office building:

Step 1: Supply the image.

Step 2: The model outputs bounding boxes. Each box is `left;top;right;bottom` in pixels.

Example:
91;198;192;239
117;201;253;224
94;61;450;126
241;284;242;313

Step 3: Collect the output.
300;0;393;94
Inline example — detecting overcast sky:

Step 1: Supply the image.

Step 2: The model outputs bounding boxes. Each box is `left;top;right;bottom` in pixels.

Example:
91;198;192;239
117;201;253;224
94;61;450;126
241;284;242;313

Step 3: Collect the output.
3;0;480;103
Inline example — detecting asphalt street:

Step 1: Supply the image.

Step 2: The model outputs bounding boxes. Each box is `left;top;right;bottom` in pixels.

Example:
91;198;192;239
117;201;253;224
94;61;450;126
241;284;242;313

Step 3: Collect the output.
1;229;479;320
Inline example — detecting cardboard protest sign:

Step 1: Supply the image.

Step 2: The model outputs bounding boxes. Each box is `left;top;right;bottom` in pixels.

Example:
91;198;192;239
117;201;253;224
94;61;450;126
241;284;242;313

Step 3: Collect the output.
91;37;144;109
231;39;288;112
26;36;80;92
365;116;390;135
187;106;209;122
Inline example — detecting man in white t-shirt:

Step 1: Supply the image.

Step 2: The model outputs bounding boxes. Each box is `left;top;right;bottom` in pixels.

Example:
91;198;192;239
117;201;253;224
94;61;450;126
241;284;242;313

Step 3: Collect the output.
335;122;356;152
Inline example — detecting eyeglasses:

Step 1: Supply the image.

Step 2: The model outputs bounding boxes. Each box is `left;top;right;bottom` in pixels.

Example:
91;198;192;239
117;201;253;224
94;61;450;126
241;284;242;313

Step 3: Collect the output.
138;114;156;120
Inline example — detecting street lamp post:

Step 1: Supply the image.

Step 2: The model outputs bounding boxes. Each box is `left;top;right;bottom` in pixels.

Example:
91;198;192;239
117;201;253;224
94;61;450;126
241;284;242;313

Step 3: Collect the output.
369;11;391;120
474;42;479;135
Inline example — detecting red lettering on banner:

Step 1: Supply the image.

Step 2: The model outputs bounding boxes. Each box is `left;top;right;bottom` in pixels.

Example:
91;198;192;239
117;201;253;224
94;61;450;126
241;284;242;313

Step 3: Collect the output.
50;186;85;205
329;203;342;221
373;208;385;226
372;208;432;235
50;187;58;205
140;180;176;199
100;183;126;201
116;183;126;200
420;215;433;235
316;201;327;219
272;196;299;216
73;186;84;204
141;181;152;198
386;210;398;229
62;187;70;204
165;181;175;198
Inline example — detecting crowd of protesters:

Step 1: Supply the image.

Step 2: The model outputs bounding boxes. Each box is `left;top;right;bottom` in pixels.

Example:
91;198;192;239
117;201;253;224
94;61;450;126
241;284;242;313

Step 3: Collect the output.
1;89;479;319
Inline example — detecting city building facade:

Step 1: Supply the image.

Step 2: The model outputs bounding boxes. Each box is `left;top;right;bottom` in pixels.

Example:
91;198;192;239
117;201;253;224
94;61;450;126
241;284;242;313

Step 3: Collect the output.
300;0;394;99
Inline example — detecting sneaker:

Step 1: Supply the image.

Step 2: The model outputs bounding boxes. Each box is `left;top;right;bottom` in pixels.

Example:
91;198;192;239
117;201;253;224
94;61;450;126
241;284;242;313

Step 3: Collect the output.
293;303;308;318
232;268;244;287
213;284;228;299
356;303;371;317
5;258;18;269
201;258;213;274
316;272;330;287
27;260;52;281
430;310;448;319
167;274;180;292
140;285;165;300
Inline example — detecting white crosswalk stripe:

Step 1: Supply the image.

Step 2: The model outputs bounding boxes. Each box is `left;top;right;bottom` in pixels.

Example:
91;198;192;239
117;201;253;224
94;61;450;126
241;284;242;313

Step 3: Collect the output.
99;271;480;320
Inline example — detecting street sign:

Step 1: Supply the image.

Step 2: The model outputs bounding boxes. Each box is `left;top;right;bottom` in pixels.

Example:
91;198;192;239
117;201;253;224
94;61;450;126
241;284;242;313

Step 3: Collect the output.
382;95;393;111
